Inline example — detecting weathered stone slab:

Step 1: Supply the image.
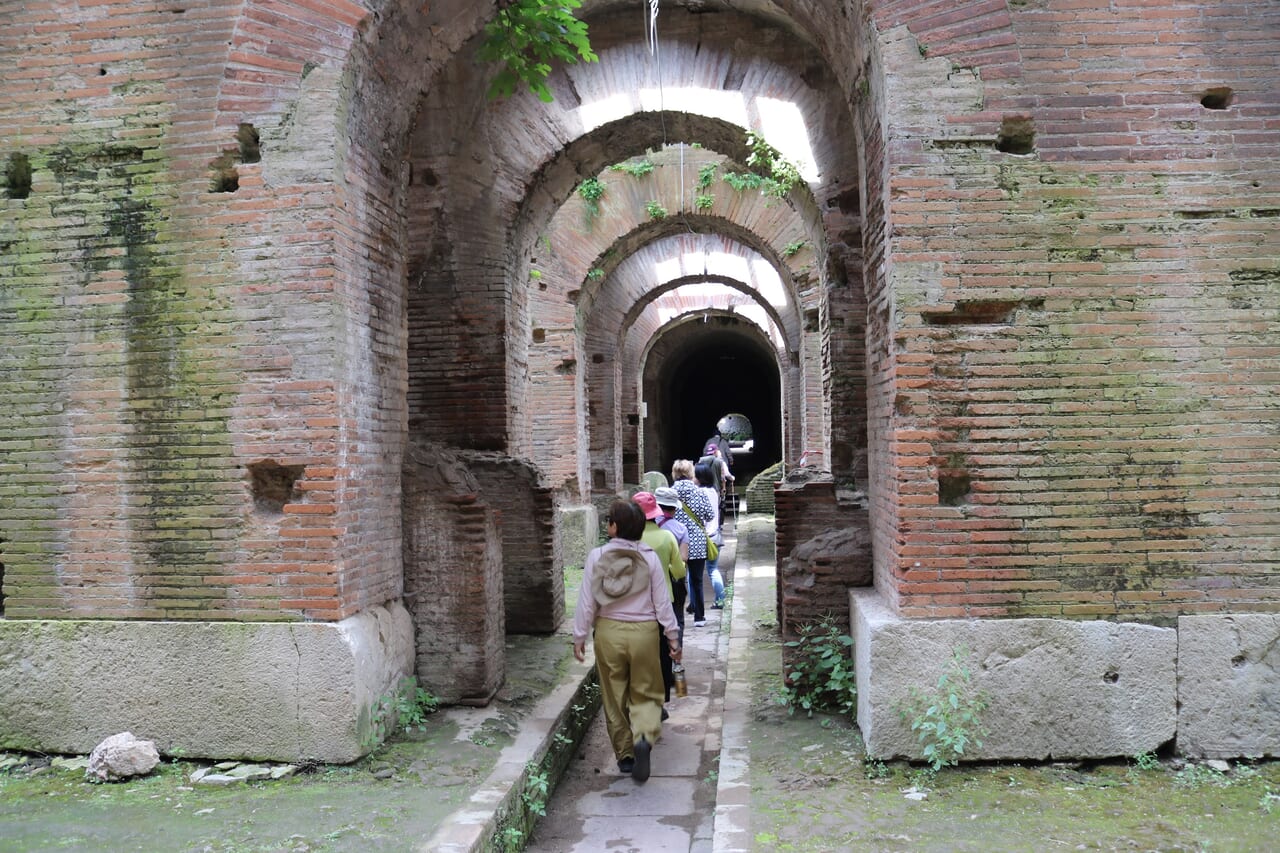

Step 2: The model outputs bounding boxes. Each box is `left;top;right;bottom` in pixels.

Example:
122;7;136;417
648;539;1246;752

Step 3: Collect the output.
557;504;599;571
1177;614;1280;759
853;589;1176;761
0;601;414;763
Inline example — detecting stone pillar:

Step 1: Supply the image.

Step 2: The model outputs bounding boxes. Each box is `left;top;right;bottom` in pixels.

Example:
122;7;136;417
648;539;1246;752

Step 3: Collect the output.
402;440;504;705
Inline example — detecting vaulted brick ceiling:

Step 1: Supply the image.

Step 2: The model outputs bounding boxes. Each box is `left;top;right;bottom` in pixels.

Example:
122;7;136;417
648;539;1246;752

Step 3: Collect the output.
392;1;865;493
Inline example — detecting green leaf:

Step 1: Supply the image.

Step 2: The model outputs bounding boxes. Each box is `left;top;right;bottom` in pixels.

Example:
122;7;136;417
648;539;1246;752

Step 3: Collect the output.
480;0;597;103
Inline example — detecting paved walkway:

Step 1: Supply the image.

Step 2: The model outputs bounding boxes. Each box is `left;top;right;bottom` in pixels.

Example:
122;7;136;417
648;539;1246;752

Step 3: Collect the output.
424;514;776;853
523;516;765;853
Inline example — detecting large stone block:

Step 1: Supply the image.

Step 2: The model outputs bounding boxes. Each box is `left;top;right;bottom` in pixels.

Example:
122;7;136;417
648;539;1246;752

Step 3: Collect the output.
1177;614;1280;759
0;602;414;763
557;504;599;570
852;589;1176;761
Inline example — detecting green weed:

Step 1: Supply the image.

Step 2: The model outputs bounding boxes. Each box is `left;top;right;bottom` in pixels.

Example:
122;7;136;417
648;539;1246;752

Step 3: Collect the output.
897;646;989;773
781;616;856;718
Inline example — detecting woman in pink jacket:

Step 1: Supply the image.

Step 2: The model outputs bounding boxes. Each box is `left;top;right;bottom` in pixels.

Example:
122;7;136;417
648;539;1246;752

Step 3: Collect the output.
573;499;682;782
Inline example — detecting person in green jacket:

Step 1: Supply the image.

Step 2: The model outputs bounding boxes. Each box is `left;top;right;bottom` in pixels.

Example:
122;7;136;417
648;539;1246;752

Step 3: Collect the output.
634;490;687;711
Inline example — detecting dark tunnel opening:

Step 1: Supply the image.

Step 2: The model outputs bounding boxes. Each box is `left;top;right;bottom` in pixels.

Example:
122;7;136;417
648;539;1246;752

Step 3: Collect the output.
651;325;782;488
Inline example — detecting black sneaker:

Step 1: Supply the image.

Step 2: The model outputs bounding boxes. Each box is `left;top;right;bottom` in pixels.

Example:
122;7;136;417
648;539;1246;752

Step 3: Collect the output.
632;737;651;783
618;756;635;774
661;707;670;721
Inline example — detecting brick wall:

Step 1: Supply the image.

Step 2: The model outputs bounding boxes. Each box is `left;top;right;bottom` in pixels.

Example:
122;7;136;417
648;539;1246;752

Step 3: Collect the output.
2;0;1276;646
467;453;563;635
865;1;1280;620
775;474;873;644
402;439;504;704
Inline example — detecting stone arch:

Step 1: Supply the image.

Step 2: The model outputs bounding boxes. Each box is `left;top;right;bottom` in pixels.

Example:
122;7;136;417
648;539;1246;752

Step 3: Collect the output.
638;311;785;484
526;147;825;496
580;230;813;494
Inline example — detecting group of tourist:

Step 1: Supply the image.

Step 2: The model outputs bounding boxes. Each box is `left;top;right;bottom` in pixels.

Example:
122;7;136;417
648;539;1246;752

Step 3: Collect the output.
571;433;736;783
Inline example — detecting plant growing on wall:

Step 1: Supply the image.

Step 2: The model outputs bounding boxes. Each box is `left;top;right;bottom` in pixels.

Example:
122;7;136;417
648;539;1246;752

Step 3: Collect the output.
697;162;718;190
611;159;655;178
578;176;606;223
694;194;715;211
644;200;668;220
781;616;856;718
782;239;808;258
722;131;804;200
896;646;990;774
479;0;597;103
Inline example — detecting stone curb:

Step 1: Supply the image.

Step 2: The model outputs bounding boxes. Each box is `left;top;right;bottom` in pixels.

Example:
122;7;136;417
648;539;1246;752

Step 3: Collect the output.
421;656;602;852
713;534;757;853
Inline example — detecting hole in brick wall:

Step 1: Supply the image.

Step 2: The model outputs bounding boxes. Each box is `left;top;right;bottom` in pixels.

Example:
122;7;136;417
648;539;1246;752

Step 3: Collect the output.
996;116;1035;154
1231;654;1246;668
923;299;1042;326
1103;670;1119;684
209;151;239;193
937;472;970;506
248;460;305;515
555;358;576;374
592;353;605;364
592;469;606;489
237;123;261;163
6;153;32;199
532;328;546;343
99;67;107;76
1200;87;1233;110
627;413;639;426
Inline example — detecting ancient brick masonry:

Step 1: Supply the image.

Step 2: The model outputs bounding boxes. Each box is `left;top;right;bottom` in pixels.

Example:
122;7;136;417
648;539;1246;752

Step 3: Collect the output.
774;474;873;666
0;0;1278;763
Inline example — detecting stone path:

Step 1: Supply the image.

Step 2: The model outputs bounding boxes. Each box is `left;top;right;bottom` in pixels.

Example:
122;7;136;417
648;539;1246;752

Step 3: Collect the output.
525;525;744;853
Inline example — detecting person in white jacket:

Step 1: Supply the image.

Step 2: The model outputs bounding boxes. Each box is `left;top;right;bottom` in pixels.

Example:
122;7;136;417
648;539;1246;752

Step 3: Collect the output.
573;499;681;782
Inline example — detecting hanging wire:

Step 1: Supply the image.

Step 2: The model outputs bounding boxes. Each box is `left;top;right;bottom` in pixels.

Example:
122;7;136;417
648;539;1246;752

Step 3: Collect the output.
645;0;694;234
647;0;660;56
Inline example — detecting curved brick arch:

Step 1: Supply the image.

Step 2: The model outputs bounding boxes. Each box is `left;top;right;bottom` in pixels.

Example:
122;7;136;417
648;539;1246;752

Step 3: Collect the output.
402;8;862;467
624;300;806;482
579;227;822;495
637;310;787;482
620;276;791;354
524;147;822;492
591;233;802;353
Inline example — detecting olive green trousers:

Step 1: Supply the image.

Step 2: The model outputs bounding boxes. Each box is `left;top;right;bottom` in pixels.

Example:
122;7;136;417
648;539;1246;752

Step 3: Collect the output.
593;618;664;761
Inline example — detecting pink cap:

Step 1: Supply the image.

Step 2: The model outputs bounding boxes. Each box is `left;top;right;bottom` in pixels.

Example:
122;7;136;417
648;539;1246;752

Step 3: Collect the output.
633;491;661;521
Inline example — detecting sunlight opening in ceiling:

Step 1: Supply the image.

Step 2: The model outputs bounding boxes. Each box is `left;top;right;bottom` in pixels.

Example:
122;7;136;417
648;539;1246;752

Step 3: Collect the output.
573;88;818;185
577;92;636;132
756;98;818;182
652;247;789;312
652;283;785;349
635;87;750;129
751;258;788;307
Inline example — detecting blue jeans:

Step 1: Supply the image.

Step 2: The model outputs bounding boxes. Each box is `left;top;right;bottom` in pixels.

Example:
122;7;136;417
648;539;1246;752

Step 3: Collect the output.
707;555;724;605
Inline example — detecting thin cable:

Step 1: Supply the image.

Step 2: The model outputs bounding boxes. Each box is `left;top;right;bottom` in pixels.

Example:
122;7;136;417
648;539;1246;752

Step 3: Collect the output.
647;0;660;56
